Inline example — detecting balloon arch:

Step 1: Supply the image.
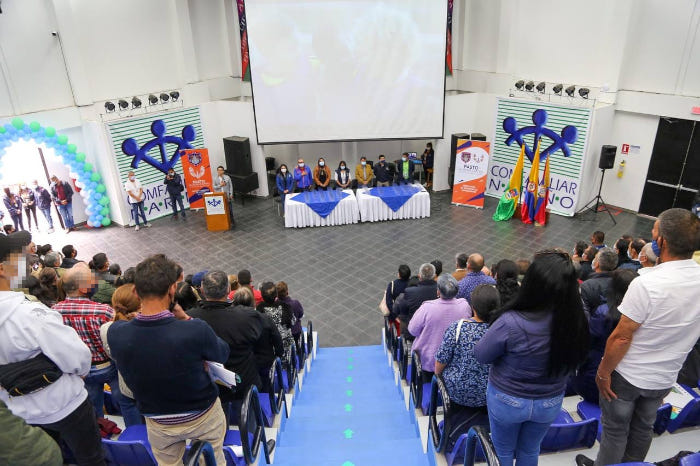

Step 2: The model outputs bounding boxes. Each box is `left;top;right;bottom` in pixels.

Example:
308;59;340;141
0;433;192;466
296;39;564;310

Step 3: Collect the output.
0;118;111;227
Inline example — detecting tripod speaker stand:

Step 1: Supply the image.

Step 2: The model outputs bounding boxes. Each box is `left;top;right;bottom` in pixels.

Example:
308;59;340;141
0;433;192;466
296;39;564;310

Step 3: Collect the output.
576;168;616;225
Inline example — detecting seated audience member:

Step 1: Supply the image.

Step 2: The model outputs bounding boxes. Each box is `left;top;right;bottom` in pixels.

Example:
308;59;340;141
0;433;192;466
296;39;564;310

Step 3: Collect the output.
431;259;443;277
638;242;657;271
452;253;468;282
456;254;496;304
577;208;700;466
0;400;63;466
276;281;304;347
188;271;265;416
115;266;136;287
191;270;207;297
108;262;122;278
572;241;588;263
43;251;63;277
100;283;143;427
620;238;644;271
0;231;104;465
313;157;332;191
591;230;607;250
435;284;500;451
60;245;80;269
90;253;117;305
175;280;199;311
3;224;15;235
355;156;374;188
238;269;263;306
475;250;589;466
385;264;411;320
578;246;597;281
515;259;530;283
108;254;230;466
394;263;438;338
408;274;472;382
373;154;392;187
570;269;638;404
335;161;352;189
227;274;240;299
492;259;520;307
26;268;58;307
52;264;117;419
580;247;618;316
396;152;415;185
257;281;295;356
613;238;635;270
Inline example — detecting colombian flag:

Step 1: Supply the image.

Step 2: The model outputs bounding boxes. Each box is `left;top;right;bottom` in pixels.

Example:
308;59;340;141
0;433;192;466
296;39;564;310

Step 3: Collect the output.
492;143;525;222
520;139;542;224
534;155;551;226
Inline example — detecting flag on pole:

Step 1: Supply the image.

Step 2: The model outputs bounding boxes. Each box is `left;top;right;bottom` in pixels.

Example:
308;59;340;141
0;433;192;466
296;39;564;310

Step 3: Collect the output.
520;139;542;224
492;143;525;222
534;154;551;226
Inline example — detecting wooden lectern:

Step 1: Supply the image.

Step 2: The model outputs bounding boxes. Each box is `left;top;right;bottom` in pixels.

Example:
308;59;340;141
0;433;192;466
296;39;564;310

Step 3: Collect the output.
203;192;231;231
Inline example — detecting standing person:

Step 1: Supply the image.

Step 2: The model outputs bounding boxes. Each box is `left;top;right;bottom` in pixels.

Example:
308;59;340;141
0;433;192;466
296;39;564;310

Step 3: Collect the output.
124;171;150;231
373;154;392;187
275;164;295;209
456;254;496;304
3;187;24;231
355;156;373;188
0;231;105;465
214;166;235;226
107;255;230;466
313;157;331;191
396;152;415;185
385;264;411;321
335;161;352;190
164;168;186;220
492;259;520;307
19;185;38;232
238;269;263;306
293;159;313;192
576;208;700;466
256;281;295;356
276;281;304;348
33;181;55;233
421;142;434;188
49;175;75;232
475;250;589;466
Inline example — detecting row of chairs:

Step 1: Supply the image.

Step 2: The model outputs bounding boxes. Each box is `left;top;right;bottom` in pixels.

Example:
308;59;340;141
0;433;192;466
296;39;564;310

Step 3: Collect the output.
101;321;315;466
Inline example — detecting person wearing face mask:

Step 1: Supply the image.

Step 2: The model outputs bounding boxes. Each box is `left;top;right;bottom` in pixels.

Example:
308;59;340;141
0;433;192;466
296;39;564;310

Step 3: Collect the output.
0;231;106;465
124;171;150;231
275;164;295;210
313;157;332;191
52;263;117;421
396;152;415;185
49;175;75;232
421;142;434;188
32;180;55;233
164;168;187;220
373;154;392;187
580;247;617;317
335;160;352;189
2;187;24;232
293;158;313;192
355;156;373;188
19;184;38;232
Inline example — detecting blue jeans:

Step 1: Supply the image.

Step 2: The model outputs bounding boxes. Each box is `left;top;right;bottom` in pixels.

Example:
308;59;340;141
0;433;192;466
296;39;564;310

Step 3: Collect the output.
57;202;74;228
169;194;186;217
39;206;54;229
131;201;147;226
118;394;144;427
487;383;564;466
84;363;118;418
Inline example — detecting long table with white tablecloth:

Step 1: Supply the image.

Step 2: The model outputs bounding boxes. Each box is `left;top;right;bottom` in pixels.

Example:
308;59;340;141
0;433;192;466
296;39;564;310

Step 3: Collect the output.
284;189;359;228
356;184;431;222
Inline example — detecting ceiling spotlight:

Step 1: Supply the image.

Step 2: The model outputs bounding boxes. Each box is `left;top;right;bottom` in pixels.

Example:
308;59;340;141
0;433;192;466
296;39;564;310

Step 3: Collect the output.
514;80;525;90
536;82;546;93
565;85;576;97
118;99;129;110
104;101;115;112
578;87;590;99
525;81;535;92
148;94;158;105
159;93;170;103
552;84;563;95
131;97;142;109
169;91;179;102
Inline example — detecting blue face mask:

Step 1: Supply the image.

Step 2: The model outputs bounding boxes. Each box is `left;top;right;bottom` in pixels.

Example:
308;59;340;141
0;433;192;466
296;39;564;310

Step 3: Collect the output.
651;238;661;257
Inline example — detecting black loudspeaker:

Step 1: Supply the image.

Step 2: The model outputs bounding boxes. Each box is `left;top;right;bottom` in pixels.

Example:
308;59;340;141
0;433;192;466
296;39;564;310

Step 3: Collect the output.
223;136;252;176
599;145;617;170
231;173;259;194
449;133;469;188
470;132;487;141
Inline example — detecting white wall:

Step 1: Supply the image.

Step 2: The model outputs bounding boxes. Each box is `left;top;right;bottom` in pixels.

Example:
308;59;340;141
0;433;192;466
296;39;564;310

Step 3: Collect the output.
433;93;479;191
188;0;233;81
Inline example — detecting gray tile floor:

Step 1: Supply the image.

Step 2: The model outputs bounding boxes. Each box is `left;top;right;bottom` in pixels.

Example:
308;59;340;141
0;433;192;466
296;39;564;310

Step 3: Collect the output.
31;192;654;348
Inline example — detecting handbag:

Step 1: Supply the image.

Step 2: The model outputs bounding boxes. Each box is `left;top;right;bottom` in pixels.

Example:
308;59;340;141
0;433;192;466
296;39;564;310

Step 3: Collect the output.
379;282;393;317
0;353;63;397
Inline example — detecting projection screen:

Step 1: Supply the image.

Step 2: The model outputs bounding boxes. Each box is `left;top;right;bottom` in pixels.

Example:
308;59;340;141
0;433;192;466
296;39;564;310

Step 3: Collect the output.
244;0;447;144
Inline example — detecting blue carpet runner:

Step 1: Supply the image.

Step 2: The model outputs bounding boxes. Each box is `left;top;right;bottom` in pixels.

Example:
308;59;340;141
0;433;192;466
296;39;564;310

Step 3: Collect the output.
273;345;429;466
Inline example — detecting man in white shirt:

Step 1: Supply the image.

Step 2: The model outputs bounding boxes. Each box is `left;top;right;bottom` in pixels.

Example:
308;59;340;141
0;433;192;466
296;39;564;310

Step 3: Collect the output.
214;166;234;224
124;171;151;231
576;208;700;466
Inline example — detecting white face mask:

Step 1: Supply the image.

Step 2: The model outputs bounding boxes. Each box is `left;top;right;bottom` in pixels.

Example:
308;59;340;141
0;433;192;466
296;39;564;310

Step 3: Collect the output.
361;161;366;166
298;163;305;168
319;161;325;166
340;165;346;169
9;256;27;289
402;157;407;162
281;168;287;173
129;176;135;181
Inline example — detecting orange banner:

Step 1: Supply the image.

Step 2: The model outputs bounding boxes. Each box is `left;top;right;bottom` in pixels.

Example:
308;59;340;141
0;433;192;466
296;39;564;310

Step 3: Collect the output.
451;140;490;208
180;148;213;209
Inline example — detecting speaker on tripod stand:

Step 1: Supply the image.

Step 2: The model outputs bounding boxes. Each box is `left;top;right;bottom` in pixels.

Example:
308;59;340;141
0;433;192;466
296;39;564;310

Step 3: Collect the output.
576;145;617;224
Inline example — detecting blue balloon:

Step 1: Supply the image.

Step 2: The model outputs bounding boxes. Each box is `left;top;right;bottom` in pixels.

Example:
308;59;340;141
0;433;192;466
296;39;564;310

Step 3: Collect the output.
89;181;97;189
4;124;14;133
93;193;102;201
95;215;103;222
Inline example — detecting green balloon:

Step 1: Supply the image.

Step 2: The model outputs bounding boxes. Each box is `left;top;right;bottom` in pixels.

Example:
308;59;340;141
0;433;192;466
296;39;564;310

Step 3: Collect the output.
11;118;24;130
44;127;56;137
83;162;93;172
99;197;110;206
67;143;77;153
75;152;86;162
100;206;110;216
29;121;41;132
101;217;111;227
0;127;5;134
90;172;101;182
56;135;68;145
96;184;106;193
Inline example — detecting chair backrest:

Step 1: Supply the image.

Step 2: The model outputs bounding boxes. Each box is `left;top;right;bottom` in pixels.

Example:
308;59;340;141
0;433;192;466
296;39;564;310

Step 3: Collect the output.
400;338;412;380
410;351;424;406
265;157;276;171
265;358;285;416
306;320;313;357
540;411;598;452
429;374;449;453
383;317;393;353
681;452;700;466
184;441;216;466
389;322;398;360
463;426;500;466
102;438;157;465
285;343;298;390
296;336;307;369
240;385;270;465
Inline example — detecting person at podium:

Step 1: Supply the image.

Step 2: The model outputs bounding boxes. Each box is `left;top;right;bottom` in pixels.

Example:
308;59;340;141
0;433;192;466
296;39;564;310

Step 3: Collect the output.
214;166;234;225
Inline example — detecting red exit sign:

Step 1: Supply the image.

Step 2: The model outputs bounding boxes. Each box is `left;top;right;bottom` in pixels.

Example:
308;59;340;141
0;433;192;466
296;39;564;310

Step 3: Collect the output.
692;106;700;115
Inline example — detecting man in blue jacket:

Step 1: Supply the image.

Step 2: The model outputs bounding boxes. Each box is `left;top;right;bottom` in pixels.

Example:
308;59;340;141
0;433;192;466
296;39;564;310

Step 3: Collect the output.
108;254;230;466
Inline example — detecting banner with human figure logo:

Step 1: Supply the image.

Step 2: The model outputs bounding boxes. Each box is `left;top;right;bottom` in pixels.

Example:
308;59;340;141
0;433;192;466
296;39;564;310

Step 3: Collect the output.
180;149;213;209
451;139;490;208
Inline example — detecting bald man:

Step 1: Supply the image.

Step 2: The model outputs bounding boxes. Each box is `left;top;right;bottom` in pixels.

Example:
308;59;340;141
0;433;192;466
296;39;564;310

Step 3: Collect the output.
456;253;496;304
52;263;117;418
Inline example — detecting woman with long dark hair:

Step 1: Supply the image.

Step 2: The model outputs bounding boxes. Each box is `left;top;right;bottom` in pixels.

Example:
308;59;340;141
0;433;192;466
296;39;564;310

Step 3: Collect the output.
475;250;589;466
3;187;24;231
335;160;352;189
275;164;295;210
492;259;520;310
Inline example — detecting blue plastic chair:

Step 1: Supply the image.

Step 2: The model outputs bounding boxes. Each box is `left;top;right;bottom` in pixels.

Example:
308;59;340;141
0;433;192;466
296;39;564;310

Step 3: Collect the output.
184;440;216;466
667;385;700;433
281;343;298;395
306;320;314;359
578;400;672;437
103;424;156;465
462;426;500;466
539;409;598;452
409;351;434;415
258;358;287;428
681;452;700;466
